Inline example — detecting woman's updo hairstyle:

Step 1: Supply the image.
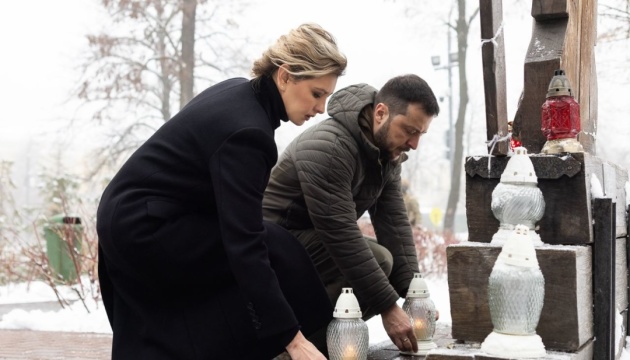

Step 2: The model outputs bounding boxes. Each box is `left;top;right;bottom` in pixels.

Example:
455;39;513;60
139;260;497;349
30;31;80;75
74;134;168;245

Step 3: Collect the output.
251;23;347;80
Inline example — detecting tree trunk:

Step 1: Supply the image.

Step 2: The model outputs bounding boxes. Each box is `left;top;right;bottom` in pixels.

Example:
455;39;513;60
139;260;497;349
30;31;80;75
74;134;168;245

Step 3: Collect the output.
179;0;197;110
443;0;472;233
156;2;172;122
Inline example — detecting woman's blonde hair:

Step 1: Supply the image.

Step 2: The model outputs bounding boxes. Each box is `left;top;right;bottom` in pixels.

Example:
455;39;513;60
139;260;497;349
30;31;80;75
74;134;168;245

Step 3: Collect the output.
251;23;347;80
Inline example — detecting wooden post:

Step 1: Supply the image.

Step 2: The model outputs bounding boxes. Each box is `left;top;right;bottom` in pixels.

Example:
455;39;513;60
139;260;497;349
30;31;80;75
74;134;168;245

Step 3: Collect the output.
479;0;508;156
592;198;615;360
512;0;597;154
627;204;630;332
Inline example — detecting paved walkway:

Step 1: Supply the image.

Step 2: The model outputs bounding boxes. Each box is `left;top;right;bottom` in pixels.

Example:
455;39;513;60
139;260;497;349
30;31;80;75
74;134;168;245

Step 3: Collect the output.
0;323;453;359
0;329;112;360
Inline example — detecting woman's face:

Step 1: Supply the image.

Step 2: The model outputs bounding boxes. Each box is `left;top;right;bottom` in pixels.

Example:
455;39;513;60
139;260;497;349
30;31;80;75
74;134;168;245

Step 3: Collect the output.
278;72;338;126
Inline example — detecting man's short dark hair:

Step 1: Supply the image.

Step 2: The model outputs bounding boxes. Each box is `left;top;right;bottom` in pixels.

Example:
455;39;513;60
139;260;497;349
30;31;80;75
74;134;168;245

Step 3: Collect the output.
374;74;440;118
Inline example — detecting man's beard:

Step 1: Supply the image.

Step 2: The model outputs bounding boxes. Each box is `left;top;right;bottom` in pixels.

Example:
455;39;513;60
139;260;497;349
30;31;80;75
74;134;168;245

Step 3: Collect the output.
374;118;391;158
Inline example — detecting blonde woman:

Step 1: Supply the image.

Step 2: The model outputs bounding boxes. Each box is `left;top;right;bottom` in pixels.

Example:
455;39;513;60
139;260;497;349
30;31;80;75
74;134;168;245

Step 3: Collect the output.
97;23;347;360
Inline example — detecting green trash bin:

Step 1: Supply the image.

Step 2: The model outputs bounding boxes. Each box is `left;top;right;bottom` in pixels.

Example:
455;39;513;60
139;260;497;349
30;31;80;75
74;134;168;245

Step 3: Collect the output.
44;215;83;282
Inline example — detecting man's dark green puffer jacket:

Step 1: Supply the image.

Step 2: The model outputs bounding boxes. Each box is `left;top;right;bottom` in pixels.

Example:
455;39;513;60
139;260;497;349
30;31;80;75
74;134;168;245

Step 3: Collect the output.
263;83;419;315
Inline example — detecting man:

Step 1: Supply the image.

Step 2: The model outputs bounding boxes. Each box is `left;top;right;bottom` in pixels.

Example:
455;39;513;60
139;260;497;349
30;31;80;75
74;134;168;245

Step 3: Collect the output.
263;74;440;354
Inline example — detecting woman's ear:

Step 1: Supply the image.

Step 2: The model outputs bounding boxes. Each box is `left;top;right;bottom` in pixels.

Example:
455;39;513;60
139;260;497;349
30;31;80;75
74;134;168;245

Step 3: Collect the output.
276;65;290;88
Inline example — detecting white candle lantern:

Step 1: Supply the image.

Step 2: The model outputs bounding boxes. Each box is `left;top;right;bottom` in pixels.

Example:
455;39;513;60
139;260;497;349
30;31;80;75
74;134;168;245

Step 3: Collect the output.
481;224;546;358
400;273;437;356
491;146;545;246
326;288;369;360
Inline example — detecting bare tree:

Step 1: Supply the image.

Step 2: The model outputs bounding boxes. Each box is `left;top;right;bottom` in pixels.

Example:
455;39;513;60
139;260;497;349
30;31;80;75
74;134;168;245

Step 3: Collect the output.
180;0;197;107
0;161;17;245
443;0;479;233
389;0;478;233
77;0;251;174
600;0;630;40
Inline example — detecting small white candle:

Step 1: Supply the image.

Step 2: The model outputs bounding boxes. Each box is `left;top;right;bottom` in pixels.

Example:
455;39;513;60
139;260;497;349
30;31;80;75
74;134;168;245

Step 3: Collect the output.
414;318;426;339
341;345;358;360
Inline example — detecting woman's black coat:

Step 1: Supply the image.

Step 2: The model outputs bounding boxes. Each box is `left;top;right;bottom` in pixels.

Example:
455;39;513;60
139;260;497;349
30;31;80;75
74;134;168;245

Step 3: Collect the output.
96;77;332;359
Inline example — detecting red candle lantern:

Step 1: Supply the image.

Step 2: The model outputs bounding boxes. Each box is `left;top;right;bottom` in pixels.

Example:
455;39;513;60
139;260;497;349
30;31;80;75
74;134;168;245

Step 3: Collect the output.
508;121;522;152
540;69;584;154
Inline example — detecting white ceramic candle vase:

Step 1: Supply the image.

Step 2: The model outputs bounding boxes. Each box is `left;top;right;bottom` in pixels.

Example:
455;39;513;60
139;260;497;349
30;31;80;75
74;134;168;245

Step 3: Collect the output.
491;147;545;246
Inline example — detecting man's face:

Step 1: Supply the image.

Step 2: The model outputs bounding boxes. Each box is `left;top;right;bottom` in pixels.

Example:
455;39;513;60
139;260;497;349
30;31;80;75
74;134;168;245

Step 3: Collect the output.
373;103;433;161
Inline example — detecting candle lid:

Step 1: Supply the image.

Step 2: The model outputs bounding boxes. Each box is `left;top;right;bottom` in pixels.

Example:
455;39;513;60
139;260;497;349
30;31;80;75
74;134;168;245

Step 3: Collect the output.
406;273;430;298
497;225;539;268
500;147;538;185
333;288;363;319
546;69;573;98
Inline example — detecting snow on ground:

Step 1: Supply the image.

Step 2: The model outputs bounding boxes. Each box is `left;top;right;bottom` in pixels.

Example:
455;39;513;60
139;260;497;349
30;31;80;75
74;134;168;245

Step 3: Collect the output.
2;277;630;360
0;277;450;345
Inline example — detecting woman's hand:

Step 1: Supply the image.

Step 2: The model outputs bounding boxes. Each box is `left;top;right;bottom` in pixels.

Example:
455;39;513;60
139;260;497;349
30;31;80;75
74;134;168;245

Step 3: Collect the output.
285;331;327;360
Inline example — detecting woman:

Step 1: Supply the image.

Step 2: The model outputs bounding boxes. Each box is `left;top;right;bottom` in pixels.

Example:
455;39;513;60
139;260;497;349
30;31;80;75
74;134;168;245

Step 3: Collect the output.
96;23;347;359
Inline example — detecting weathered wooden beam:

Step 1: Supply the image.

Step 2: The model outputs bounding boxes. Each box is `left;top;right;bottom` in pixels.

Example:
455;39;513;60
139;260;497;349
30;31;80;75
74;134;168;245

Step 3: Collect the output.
465;153;581;179
627;205;630;332
367;323;454;359
371;330;594;359
426;341;593;359
592;198;615;360
465;153;628;244
616;237;629;303
575;0;598;154
425;353;475;360
512;0;597;154
617;236;628;350
479;0;508;156
531;0;568;20
602;161;629;236
447;244;592;352
512;20;566;154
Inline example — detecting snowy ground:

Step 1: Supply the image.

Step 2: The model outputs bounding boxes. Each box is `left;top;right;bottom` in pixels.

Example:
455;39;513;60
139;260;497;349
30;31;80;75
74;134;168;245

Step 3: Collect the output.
1;277;630;359
0;277;449;344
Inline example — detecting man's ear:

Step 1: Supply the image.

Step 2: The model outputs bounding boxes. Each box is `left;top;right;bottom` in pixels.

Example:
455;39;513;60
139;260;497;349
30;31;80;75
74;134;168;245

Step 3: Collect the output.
374;103;389;124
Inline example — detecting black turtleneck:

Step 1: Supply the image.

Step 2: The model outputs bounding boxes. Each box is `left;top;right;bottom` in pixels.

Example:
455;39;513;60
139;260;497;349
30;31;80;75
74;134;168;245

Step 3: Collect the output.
251;76;289;130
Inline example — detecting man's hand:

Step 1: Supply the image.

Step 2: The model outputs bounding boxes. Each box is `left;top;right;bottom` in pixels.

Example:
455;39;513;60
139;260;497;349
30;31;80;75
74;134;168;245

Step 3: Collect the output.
381;304;417;353
285;330;327;360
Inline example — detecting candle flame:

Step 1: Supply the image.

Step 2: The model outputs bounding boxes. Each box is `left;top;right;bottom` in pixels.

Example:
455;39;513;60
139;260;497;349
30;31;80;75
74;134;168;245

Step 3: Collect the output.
341;345;358;360
414;318;427;339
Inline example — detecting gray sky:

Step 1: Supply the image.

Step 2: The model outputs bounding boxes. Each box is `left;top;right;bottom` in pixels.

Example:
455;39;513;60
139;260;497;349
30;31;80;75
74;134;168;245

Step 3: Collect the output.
0;0;100;160
0;0;525;162
1;0;628;211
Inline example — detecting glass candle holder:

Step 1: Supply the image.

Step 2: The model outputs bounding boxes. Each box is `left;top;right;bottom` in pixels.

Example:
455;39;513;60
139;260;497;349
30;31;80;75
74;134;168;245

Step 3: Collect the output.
481;225;546;358
327;288;368;360
491;147;545;246
540;69;584;154
401;273;437;356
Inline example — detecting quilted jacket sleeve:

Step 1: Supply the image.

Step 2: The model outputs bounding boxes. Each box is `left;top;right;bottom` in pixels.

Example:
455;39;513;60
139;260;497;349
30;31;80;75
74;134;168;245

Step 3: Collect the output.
293;127;400;315
369;165;419;297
